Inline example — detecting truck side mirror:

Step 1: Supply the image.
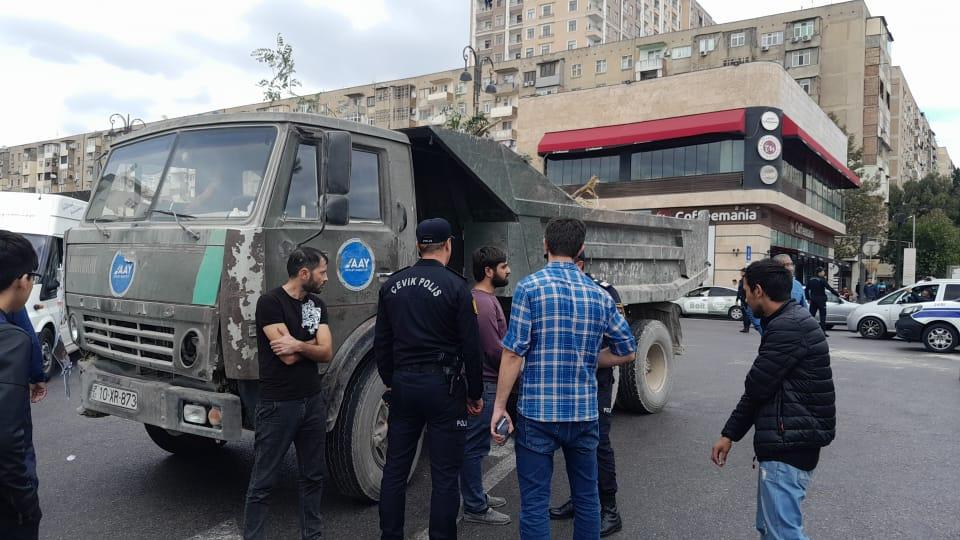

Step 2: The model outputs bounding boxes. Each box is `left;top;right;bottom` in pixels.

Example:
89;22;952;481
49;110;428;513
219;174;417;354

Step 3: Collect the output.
324;195;350;226
323;131;351;196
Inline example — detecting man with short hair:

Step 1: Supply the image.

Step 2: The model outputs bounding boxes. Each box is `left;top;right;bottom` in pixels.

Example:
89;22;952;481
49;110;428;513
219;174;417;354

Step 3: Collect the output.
492;217;637;539
244;247;334;540
863;280;878;302
0;230;43;540
805;267;840;336
772;254;807;309
712;259;835;539
460;246;512;526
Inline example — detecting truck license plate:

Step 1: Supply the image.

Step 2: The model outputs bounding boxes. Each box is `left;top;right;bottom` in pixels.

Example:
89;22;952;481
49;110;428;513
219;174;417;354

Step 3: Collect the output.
90;383;138;410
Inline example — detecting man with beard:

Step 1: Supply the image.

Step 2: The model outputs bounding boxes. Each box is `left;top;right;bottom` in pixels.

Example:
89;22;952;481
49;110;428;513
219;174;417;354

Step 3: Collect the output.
244;247;334;540
461;246;512;526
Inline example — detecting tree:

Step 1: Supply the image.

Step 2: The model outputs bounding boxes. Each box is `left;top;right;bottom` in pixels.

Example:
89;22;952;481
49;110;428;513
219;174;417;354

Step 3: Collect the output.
913;209;960;278
251;33;302;103
443;109;493;137
833;127;885;260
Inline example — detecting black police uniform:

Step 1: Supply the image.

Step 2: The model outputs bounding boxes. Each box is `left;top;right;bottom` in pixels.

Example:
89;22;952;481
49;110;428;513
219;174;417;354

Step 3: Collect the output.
375;222;483;540
805;275;838;332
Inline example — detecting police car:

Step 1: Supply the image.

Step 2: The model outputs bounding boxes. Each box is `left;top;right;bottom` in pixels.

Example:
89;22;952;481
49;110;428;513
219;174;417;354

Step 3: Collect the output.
895;301;960;353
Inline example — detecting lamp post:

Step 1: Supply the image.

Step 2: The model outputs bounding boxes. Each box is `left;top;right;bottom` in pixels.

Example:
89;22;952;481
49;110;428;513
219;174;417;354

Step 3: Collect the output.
460;45;498;117
107;113;146;139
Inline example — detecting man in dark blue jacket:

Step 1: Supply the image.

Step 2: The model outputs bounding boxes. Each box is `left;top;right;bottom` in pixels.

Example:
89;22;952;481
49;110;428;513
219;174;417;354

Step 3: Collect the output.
712;259;836;540
0;230;43;540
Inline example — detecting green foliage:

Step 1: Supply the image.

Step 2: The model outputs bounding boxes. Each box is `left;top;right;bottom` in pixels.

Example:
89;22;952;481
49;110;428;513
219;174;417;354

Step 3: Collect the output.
884;174;960;280
836;176;886;259
914;209;960;278
443;110;493;137
251;33;301;103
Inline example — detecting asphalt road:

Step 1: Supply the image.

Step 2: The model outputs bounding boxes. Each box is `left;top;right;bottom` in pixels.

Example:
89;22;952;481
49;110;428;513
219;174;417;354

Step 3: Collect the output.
29;318;960;539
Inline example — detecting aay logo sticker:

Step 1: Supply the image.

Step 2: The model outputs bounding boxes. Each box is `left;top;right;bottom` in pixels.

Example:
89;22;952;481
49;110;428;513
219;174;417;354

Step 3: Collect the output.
337;239;375;292
109;251;137;297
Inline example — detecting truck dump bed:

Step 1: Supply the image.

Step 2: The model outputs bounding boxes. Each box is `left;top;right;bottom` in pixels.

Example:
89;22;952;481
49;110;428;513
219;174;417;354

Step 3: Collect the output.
401;126;709;305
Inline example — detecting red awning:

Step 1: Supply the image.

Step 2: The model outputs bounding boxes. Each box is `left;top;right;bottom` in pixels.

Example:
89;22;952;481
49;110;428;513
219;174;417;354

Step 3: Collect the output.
537;109;746;155
781;116;861;187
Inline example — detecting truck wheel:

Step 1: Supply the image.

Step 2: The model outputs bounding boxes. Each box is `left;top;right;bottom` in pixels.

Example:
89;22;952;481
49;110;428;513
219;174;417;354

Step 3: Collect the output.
617;319;674;414
922;323;958;353
327;358;422;502
144;424;225;455
728;305;744;321
39;326;58;380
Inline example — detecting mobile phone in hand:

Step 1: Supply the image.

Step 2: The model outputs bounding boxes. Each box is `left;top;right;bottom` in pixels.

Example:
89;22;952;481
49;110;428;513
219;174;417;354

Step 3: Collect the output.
495;416;511;443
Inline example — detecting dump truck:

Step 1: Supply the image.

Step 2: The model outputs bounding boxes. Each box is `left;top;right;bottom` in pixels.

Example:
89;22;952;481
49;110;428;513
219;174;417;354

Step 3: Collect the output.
65;112;708;501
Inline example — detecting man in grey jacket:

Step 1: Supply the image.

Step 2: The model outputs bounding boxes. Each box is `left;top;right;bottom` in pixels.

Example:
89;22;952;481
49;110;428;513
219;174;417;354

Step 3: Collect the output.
0;230;42;540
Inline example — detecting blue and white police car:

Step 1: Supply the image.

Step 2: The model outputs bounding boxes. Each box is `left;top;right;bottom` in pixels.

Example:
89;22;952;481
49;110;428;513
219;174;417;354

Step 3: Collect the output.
895;301;960;353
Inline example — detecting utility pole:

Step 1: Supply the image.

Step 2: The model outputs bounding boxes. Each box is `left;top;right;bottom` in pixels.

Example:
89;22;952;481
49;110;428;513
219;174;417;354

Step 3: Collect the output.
858;233;866;303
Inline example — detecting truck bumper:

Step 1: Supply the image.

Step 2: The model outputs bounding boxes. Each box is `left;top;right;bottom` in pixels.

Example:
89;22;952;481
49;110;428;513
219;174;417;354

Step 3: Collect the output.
79;361;243;442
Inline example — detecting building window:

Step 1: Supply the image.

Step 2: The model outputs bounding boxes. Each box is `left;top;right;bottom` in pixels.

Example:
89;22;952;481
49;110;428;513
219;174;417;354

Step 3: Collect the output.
527;8;535;20
699;37;716;53
483;102;492;114
729;32;745;47
539;61;558;77
484;39;492;49
797;77;814;94
523;70;536;85
496;15;504;26
541;24;552;37
568;19;577;31
541;44;551;54
671;45;692;59
527;27;535;39
496;34;504;45
541;3;553;17
571;63;582;77
568;0;577;11
621;55;633;70
761;31;783;47
483;20;492;30
567;40;577;50
793;20;815;39
367;96;375;107
502;121;513;130
526;47;534;57
494;52;503;62
791;48;816;67
596;59;607;73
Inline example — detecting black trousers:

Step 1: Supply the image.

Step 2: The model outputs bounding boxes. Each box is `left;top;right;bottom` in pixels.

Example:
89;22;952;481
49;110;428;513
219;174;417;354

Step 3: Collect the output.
809;298;828;330
380;370;467;540
597;412;618;501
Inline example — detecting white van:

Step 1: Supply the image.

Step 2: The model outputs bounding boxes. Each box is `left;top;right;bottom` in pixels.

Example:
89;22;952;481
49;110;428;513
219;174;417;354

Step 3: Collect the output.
0;192;86;376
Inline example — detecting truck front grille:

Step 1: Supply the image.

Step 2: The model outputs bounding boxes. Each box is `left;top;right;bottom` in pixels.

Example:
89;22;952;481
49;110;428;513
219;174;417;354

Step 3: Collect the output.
82;315;175;364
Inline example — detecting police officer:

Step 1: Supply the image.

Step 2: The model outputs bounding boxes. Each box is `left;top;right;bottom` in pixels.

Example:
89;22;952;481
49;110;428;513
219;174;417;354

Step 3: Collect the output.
550;252;624;537
375;218;484;540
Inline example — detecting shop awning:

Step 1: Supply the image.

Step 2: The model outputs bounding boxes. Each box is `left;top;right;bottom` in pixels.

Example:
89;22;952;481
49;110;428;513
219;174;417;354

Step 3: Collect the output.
537;109;746;155
781;116;861;188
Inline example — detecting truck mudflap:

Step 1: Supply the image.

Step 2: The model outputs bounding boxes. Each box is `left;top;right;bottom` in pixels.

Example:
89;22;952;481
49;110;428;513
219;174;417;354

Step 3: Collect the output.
78;361;243;442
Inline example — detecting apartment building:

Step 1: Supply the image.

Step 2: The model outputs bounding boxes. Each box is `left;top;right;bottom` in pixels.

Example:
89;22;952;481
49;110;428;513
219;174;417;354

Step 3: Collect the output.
889;67;941;187
0;132;108;194
938;146;956;178
469;0;714;64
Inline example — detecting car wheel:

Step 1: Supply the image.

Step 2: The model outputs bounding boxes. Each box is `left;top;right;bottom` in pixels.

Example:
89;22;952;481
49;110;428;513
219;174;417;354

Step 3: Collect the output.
728;305;744;321
922;323;959;353
857;317;886;339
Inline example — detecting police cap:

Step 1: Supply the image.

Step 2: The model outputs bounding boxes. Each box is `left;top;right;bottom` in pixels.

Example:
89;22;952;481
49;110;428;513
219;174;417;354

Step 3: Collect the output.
416;218;454;245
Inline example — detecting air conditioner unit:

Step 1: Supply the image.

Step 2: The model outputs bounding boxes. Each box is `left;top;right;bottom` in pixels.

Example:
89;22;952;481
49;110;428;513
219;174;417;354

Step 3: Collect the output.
791;37;799;43
700;50;708;56
761;45;769;52
802;35;812;42
663;50;671;57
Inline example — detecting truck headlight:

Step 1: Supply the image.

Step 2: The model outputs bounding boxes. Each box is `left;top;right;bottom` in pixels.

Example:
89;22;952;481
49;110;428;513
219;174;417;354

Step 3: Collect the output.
183;403;208;425
68;313;80;342
901;305;922;317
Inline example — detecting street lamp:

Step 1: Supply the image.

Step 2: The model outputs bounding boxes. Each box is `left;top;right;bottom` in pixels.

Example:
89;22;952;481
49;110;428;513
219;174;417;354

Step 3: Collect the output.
106;113;146;139
460;45;497;116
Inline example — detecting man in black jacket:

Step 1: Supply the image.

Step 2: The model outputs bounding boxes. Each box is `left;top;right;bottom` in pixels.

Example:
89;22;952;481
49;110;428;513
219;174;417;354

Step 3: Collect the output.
0;230;42;540
805;267;840;335
712;259;836;540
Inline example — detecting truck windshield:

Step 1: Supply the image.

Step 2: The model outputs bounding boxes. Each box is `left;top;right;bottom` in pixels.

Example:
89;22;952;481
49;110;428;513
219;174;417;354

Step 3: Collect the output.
87;126;278;221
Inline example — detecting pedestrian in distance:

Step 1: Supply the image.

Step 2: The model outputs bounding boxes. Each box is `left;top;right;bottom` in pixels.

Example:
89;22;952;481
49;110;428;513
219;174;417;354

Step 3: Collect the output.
0;230;43;540
548;252;624;537
863;280;878;302
460;246;512;526
376;218;484;540
243;247;334;540
804;268;840;336
772;254;806;309
712;259;836;540
876;281;888;296
491;217;637;540
738;269;762;334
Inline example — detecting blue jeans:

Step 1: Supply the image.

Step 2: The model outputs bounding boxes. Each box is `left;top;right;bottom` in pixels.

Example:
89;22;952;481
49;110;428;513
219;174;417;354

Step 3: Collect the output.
744;305;763;334
459;381;497;514
243;393;326;540
756;461;813;540
516;415;600;540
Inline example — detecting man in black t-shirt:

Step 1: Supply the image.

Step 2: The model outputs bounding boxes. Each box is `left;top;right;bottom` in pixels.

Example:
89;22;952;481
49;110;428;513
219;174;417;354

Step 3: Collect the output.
243;247;333;540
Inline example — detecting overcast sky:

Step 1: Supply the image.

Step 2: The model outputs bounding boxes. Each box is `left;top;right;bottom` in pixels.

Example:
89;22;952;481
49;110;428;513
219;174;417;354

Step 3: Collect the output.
0;0;955;162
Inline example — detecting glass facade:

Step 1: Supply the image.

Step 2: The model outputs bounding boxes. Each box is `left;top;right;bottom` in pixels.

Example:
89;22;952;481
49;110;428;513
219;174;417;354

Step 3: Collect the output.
770;229;828;257
545;139;744;186
784;158;843;221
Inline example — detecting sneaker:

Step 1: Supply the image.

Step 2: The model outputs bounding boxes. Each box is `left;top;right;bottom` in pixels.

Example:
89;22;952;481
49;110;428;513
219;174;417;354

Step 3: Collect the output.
739;328;750;333
487;495;507;509
464;508;511;525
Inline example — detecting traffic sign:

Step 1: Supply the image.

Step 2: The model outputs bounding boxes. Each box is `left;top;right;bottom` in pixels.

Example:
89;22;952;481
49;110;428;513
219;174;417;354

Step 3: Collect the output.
745;245;752;261
862;241;880;257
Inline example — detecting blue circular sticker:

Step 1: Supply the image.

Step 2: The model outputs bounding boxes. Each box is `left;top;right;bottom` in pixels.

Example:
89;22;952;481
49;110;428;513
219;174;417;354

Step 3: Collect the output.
109;250;137;297
337;239;375;292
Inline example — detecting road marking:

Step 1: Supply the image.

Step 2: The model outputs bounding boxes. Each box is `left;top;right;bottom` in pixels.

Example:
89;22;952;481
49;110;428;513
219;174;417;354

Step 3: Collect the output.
413;440;517;540
187;518;240;540
831;349;958;371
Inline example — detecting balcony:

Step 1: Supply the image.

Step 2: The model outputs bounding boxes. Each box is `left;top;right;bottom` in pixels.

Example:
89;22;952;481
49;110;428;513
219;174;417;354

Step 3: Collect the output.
509;0;523;11
494;82;518;94
427;91;454;102
586;2;603;22
491;128;517;141
430;112;449;126
490;105;517;118
636;58;663;72
585;23;602;40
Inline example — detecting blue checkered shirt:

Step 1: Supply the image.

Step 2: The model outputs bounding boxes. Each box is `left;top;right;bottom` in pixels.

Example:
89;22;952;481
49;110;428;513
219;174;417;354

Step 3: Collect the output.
502;262;637;422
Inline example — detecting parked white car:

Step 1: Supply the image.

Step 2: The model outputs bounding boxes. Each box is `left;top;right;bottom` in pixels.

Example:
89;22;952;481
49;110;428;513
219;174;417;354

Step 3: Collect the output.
673;286;741;319
846;279;960;339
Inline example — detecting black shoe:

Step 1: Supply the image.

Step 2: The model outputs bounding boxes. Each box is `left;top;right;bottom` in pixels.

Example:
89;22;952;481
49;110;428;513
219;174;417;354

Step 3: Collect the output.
739;328;750;333
549;499;574;520
600;504;623;537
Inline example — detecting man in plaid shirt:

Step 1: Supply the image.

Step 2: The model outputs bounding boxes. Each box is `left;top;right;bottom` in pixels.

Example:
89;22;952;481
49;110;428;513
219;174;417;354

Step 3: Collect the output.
491;218;637;539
